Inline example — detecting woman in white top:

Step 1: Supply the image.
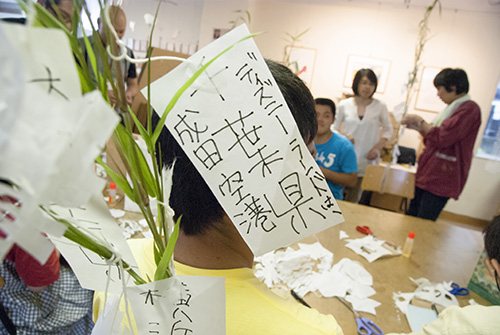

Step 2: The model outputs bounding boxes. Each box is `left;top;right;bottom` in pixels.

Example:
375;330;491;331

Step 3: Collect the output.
333;68;393;203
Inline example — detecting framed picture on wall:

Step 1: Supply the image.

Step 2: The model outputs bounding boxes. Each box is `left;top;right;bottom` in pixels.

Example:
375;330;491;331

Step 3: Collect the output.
414;66;447;113
284;46;317;87
343;55;391;94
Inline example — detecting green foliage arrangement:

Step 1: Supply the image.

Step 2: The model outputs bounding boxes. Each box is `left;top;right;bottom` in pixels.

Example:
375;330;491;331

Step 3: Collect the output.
23;0;254;285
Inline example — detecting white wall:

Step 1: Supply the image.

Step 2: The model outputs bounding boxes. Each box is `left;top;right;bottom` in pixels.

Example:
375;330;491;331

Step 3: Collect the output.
198;0;252;49
121;0;202;52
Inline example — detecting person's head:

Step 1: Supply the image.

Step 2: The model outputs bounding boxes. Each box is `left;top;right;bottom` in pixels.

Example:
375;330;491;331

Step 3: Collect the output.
39;0;74;30
98;6;127;43
433;68;469;104
484;215;500;291
352;68;378;99
314;98;336;137
155;59;317;236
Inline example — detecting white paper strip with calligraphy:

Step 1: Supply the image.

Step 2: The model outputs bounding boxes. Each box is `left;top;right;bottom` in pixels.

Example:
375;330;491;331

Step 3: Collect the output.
93;276;225;335
48;194;139;292
143;25;344;256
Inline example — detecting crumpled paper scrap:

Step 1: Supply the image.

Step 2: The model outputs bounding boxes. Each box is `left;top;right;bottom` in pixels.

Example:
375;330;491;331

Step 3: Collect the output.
254;242;332;296
345;235;401;262
393;277;459;314
339;230;349;240
254;243;381;314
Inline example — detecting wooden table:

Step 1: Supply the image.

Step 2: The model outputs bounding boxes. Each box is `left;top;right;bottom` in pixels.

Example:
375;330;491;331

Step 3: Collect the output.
296;201;487;334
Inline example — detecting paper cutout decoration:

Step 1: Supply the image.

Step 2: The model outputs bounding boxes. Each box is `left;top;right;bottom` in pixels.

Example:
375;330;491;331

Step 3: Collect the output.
393;277;459;315
94;275;225;335
48;194;139;292
144;24;344;257
0;22;119;263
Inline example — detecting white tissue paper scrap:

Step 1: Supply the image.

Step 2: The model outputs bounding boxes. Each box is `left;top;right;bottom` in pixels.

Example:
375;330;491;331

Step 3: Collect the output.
254;243;381;314
118;219;144;239
393;277;459;314
109;209;125;218
339;230;349;240
345;235;401;262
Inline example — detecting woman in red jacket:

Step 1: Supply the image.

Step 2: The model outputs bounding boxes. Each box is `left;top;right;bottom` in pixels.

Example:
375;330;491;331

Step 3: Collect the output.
402;68;481;221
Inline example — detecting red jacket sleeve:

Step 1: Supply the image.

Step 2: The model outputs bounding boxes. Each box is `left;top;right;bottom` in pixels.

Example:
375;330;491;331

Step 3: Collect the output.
424;101;481;149
11;245;60;287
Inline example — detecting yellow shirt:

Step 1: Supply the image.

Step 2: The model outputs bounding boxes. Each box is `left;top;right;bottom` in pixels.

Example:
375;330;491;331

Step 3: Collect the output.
94;238;343;335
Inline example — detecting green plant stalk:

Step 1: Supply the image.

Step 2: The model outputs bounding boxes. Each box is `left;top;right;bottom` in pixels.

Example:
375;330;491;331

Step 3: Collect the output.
389;0;440;150
43;208;146;285
283;28;310;71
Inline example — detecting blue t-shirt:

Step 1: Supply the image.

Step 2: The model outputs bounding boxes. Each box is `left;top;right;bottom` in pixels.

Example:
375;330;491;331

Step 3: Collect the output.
315;132;357;200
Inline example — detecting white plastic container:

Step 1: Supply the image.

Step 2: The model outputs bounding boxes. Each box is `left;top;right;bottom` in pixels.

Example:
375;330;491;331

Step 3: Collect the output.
402;231;415;258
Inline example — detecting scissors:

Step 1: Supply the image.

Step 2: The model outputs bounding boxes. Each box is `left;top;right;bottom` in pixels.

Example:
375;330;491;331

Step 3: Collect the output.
336;297;384;335
449;282;469;296
356;225;374;235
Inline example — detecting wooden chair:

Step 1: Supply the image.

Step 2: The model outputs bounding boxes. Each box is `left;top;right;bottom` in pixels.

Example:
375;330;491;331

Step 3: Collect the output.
361;164;415;212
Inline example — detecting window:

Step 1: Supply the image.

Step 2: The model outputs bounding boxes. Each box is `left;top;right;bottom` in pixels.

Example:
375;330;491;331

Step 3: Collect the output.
476;80;500;161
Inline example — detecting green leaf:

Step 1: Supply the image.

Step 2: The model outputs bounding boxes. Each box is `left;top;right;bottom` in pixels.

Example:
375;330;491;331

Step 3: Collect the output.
151;33;258;145
96;156;134;200
113;124;157;198
127;105;152;148
154;216;181;281
295;27;310;40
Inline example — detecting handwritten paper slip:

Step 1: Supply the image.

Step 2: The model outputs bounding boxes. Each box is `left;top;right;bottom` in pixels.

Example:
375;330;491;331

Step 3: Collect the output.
48;194;139;292
345;235;401;263
0;23;119;263
93;276;225;335
143;24;344;257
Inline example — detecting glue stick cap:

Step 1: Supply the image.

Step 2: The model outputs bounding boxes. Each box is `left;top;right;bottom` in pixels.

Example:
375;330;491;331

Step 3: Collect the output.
110;182;116;190
408;231;415;239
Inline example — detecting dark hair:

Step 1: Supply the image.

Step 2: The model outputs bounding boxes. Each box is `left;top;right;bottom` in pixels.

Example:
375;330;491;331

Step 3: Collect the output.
314;98;336;118
40;0;63;9
154;60;316;235
433;68;469;94
484;215;500;262
266;60;317;144
352;68;378;97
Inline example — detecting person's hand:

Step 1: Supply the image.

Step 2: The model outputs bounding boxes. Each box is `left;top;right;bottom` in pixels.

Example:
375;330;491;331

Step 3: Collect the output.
402;114;424;131
366;147;380;161
107;89;116;106
125;90;134;105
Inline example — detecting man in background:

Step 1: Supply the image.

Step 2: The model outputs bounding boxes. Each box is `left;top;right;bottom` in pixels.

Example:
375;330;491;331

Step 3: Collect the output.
83;5;138;106
314;98;357;200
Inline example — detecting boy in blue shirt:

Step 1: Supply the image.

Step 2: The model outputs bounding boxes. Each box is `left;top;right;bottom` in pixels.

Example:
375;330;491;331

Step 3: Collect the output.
314;98;358;200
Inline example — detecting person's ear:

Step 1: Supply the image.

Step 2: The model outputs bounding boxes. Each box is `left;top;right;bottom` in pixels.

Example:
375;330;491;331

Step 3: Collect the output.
450;86;457;93
491;258;500;274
